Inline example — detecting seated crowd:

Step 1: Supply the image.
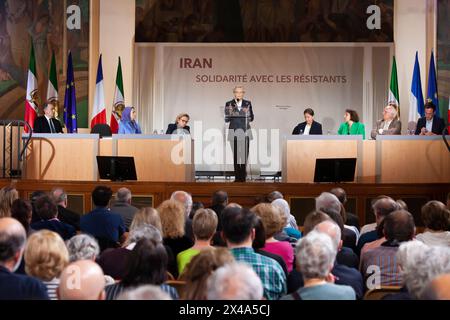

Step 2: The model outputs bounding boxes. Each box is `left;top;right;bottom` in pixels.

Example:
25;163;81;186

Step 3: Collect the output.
0;184;449;300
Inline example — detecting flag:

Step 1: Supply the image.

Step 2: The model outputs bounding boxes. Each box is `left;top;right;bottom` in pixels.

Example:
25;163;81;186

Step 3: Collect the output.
47;51;61;122
388;56;400;116
427;51;440;117
409;52;424;125
91;55;106;128
111;57;124;134
24;43;38;133
64;52;78;133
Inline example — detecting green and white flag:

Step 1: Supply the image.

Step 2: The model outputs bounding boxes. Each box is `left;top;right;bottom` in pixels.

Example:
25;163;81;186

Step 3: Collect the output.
388;56;400;116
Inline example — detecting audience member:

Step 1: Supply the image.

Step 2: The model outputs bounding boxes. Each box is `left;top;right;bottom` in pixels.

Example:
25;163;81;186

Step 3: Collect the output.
105;238;178;300
51;187;80;231
252;203;294;272
359;195;390;235
282;231;356;300
30;190;47;223
330;187;360;231
360;210;415;287
129;207;163;235
189;202;205;220
421;274;450;300
177;208;217;276
170;191;194;240
271;198;301;239
221;206;286;300
110;187;139;230
80;186;126;250
396;199;409;211
58;260;106;300
24;230;69;300
0;186;19;218
207;262;264;300
180;247;235;300
30;195;76;240
267;191;283;202
0;218;49;300
416;201;450;246
117;285;172;300
11;199;34;236
209;190;228;231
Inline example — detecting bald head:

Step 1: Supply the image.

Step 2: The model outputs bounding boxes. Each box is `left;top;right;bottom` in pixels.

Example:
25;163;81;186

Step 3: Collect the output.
314;220;342;251
0;217;27;271
52;188;67;207
330;188;346;204
170;191;192;216
373;197;398;225
422;274;450;300
58;260;106;300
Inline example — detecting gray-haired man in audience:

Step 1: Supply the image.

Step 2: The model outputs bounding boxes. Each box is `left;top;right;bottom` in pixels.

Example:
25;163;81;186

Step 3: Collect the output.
110;187;139;230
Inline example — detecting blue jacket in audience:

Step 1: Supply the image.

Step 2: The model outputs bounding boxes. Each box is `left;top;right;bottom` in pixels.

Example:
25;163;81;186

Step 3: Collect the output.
31;219;76;241
80;207;126;243
0;266;49;300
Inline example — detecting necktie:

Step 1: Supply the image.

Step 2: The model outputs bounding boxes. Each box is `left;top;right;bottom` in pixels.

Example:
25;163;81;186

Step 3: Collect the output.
49;119;56;133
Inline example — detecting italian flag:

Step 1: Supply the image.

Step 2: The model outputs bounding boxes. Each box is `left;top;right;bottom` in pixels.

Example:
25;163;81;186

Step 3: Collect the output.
388;56;400;116
111;57;124;134
46;52;60;121
90;55;106;128
24;43;38;133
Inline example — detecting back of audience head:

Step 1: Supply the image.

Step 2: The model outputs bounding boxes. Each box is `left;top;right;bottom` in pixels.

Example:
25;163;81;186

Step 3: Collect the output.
314;220;342;251
0;186;19;218
11;199;32;233
125;223;162;247
295;231;337;281
383;210;415;243
170;190;193;217
421;274;450;300
251;203;284;239
158;200;186;239
303;211;332;236
66;234;100;262
212;190;228;207
315;192;341;216
396;199;408;211
0;217;27;272
35;195;58;220
58;260;106;300
207;262;263;300
397;241;450;299
25;230;69;281
192;208;217;241
30;190;47;219
117;285;172;300
225;202;242;209
271;198;291;225
51;187;67;207
180;247;235;300
130;207;162;235
222;207;257;246
115;187;132;204
421;200;450;232
267;191;283;203
92;186;113;208
189;201;204;220
330;187;347;205
122;238;168;288
372;197;399;224
252;216;267;250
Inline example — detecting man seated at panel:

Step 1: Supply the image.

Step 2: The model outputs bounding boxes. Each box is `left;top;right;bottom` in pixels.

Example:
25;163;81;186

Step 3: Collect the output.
33;102;63;134
415;101;446;136
370;103;401;139
292;108;323;135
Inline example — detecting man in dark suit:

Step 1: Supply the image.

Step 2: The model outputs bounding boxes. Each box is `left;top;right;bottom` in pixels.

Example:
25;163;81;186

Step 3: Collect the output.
225;86;254;182
52;187;81;231
292;108;323;135
0;218;49;300
415;101;446;135
33;102;63;133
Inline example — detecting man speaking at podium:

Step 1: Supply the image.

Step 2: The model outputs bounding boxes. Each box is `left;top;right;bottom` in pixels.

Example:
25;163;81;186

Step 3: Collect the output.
225;86;254;182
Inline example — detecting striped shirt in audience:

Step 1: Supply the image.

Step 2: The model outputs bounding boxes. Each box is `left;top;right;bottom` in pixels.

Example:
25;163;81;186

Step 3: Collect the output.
43;278;60;300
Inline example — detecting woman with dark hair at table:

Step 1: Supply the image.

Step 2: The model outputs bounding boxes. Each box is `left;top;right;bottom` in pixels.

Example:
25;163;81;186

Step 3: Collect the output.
118;106;142;134
292;108;323;135
337;109;366;139
166;113;190;134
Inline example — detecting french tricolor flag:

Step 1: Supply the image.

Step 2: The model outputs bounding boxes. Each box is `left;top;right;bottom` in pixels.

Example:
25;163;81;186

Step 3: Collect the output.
91;55;107;129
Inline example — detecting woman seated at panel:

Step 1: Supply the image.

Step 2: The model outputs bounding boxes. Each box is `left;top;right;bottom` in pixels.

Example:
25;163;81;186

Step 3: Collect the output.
337;109;366;139
118;106;142;134
292;108;323;135
166;113;191;135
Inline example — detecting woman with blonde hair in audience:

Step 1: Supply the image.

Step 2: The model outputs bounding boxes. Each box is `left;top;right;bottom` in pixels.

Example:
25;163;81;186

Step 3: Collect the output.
180;247;235;300
158;200;193;263
251;203;295;272
24;230;69;300
128;207;163;241
0;186;19;217
416;201;450;247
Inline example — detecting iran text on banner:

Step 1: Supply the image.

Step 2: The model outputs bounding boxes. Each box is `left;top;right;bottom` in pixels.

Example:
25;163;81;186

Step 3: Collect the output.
24;43;38;133
64;52;78;133
91;55;107;129
409;52;424;127
111;57;124;134
388;56;400;116
427;51;440;117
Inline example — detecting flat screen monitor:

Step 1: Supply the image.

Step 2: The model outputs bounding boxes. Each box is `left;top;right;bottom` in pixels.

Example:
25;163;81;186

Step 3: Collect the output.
313;158;357;183
96;156;137;181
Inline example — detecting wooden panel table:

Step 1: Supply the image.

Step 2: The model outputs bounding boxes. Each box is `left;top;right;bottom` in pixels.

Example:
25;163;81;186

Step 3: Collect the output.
23;134;100;181
376;135;450;183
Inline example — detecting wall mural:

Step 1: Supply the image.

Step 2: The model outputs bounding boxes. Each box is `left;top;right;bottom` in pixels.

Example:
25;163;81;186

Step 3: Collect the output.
437;0;450;121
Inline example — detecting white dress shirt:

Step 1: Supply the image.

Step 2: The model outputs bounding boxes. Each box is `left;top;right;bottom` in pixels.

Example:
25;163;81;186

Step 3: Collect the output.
303;124;311;135
426;119;433;133
235;99;243;110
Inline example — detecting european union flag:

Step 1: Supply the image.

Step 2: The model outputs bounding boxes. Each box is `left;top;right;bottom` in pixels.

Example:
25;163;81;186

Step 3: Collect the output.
427;51;440;117
64;52;78;133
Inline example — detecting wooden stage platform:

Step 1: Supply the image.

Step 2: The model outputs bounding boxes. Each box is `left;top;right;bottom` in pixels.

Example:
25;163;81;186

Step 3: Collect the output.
1;179;449;227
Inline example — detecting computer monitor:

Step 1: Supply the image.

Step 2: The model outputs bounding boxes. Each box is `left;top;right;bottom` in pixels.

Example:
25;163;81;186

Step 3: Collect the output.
313;158;357;183
96;156;137;181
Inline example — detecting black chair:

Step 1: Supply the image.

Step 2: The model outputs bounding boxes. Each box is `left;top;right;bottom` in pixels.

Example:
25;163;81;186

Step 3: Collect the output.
91;124;112;138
